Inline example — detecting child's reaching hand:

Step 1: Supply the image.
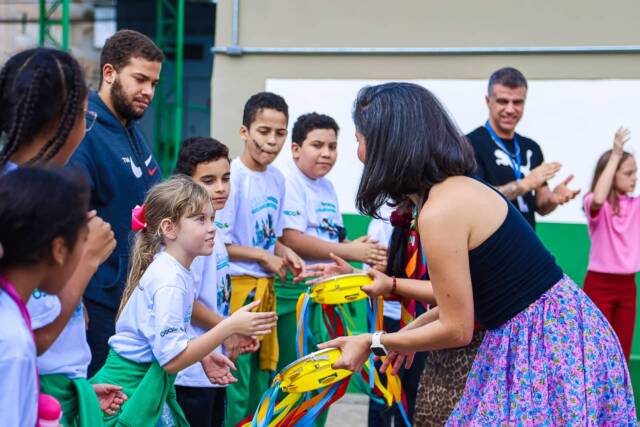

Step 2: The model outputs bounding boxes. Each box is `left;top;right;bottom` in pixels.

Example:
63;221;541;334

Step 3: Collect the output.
238;336;260;353
226;300;278;337
293;253;354;284
281;245;305;278
201;352;237;385
259;252;286;282
224;334;260;360
92;384;128;416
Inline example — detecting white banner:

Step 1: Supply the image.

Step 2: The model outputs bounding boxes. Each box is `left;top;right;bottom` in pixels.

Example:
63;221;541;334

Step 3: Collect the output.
267;78;640;223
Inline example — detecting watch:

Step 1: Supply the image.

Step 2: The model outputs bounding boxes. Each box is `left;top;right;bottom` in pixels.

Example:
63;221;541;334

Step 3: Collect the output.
370;331;387;357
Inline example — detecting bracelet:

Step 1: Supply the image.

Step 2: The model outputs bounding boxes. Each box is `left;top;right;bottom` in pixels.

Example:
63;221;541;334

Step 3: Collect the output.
391;276;397;294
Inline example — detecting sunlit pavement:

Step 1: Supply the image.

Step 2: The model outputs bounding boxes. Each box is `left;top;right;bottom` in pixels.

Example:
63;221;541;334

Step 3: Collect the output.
326;393;369;426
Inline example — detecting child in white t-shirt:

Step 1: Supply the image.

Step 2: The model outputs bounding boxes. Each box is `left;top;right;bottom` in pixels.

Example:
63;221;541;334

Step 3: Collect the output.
91;176;278;426
215;92;305;426
0;168;91;426
27;292;127;425
277;113;387;375
173;137;258;427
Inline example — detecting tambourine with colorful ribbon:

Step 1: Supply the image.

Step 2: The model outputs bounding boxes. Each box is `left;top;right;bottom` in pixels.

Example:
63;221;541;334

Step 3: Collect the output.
239;348;351;427
295;274;411;426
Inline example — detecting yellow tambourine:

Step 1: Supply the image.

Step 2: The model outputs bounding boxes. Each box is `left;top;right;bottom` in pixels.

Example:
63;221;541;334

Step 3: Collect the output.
309;273;373;305
277;347;352;393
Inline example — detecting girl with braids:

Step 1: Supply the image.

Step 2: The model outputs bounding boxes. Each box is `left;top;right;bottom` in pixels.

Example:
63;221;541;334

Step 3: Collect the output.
0;48;89;169
319;83;635;424
91;176;278;426
0;48;122;424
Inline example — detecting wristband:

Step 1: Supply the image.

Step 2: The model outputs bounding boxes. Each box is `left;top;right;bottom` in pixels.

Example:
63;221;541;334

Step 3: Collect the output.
371;331;388;356
391;276;397;294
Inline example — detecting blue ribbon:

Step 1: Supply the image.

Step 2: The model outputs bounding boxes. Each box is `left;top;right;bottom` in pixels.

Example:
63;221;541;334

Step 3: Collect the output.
295;382;341;427
251;380;281;427
367;297;379;390
295;290;311;358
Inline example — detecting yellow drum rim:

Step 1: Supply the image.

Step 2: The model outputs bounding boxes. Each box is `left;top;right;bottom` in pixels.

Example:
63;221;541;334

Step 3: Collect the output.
278;347;352;393
309;273;373;305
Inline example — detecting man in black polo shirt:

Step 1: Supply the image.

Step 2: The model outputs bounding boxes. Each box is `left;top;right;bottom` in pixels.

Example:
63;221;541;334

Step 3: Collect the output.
467;67;580;229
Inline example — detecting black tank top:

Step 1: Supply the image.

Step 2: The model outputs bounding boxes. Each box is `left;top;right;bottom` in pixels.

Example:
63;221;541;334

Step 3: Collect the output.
468;180;563;329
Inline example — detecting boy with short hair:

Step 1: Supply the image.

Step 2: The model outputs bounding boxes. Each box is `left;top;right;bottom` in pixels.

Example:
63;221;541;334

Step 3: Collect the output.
215;92;304;426
278;112;387;371
173;137;257;427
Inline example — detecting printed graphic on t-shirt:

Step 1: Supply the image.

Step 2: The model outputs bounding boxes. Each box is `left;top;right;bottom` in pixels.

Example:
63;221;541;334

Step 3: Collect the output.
316;202;340;240
160;306;191;338
251;196;279;250
467;126;543;229
494;149;533;177
318;217;341;240
183;307;192;325
217;272;231;317
160;326;186;337
252;214;277;249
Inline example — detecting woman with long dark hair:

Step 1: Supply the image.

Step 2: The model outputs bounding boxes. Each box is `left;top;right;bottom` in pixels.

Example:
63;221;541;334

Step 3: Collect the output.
319;82;636;425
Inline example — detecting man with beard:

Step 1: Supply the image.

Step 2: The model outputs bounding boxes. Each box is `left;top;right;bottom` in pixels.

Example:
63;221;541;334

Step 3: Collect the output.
69;29;164;375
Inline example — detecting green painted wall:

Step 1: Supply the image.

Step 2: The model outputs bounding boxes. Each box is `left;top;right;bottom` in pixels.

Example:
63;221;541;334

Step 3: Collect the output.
342;214;640;409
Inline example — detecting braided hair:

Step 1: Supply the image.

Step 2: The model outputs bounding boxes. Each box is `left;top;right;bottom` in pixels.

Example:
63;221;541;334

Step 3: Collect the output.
0;48;87;168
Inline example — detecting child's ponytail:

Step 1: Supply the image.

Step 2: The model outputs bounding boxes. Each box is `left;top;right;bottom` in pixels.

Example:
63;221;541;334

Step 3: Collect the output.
118;226;162;318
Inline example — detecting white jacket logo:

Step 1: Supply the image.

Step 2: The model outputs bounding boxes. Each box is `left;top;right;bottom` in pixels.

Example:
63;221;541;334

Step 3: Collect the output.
122;156;142;178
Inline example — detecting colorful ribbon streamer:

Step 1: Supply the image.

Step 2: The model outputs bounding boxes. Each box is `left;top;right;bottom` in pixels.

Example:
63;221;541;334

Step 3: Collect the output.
295;284;411;426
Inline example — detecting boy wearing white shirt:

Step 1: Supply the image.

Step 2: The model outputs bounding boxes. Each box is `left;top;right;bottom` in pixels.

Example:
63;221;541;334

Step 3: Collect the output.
215;93;305;427
173;137;256;427
277;113;387;375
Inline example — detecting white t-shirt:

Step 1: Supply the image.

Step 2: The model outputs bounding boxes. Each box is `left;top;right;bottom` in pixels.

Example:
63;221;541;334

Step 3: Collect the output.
27;290;91;379
0;289;38;427
175;236;231;388
281;163;343;264
216;158;286;277
367;207;401;321
109;251;194;366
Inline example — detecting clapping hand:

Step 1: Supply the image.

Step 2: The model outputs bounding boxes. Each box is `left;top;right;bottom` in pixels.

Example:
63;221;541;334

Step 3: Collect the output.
550;174;581;205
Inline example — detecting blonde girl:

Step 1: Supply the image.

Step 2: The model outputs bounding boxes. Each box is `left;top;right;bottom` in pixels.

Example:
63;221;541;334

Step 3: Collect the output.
91;176;277;426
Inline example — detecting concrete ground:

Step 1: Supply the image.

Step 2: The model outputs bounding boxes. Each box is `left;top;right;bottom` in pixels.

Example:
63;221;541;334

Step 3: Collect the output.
325;393;369;426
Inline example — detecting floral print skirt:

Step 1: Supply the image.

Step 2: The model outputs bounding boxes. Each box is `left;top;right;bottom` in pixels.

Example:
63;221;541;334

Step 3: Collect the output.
448;275;636;426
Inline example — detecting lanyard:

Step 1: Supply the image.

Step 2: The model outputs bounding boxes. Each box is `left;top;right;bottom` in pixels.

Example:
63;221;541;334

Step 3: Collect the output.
485;121;522;180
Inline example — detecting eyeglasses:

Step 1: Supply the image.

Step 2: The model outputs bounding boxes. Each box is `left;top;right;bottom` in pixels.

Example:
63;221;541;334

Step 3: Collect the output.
85;110;98;133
